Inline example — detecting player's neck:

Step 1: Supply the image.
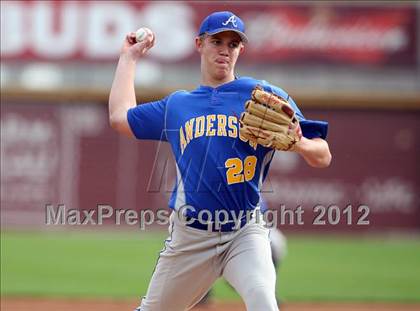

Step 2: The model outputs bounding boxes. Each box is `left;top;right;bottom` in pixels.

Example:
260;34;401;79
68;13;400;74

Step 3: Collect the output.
201;71;235;88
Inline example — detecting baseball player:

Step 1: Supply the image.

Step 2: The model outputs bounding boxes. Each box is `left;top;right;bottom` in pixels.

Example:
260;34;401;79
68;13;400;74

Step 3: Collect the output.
109;11;331;311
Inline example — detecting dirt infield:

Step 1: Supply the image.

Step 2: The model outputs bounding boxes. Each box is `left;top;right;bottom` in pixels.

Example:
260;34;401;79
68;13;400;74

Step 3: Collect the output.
2;298;420;311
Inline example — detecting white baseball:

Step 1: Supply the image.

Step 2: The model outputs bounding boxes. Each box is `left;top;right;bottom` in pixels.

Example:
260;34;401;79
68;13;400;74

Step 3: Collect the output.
135;27;150;43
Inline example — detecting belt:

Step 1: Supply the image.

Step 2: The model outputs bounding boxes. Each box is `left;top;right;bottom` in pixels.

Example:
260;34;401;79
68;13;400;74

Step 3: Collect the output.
185;214;252;232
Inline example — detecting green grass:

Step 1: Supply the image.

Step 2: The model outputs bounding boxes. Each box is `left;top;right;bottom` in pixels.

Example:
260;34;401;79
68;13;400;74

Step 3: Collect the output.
1;231;420;302
278;237;420;302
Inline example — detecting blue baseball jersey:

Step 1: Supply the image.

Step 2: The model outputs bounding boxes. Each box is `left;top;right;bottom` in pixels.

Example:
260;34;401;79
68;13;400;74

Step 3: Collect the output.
127;77;327;220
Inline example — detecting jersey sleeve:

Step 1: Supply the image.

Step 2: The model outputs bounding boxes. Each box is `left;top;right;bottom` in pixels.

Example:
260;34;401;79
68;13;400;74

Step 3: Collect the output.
263;82;328;140
286;96;328;139
127;96;169;141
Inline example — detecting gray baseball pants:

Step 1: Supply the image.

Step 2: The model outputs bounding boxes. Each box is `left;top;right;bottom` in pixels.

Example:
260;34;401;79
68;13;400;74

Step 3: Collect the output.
137;211;279;311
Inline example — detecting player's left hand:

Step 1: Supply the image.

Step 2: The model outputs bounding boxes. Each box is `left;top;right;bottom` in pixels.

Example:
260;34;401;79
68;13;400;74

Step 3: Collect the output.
239;86;302;151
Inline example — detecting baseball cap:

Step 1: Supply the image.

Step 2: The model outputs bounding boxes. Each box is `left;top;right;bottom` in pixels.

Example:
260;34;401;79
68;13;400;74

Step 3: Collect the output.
198;11;248;43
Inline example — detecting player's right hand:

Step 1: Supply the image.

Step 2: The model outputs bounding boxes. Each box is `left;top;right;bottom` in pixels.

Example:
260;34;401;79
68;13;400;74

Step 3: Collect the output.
120;29;155;61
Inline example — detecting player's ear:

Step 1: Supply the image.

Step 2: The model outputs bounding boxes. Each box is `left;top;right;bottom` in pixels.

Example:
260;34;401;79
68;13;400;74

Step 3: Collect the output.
195;36;203;52
239;42;245;54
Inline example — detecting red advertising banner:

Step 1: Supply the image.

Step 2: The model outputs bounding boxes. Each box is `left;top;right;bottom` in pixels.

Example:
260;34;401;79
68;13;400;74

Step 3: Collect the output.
1;1;417;65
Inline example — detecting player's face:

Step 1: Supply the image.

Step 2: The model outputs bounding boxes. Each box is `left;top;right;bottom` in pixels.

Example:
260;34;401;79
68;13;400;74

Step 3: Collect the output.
196;32;244;82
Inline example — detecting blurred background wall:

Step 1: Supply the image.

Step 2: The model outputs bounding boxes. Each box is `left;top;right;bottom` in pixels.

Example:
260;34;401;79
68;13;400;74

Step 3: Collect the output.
1;0;419;232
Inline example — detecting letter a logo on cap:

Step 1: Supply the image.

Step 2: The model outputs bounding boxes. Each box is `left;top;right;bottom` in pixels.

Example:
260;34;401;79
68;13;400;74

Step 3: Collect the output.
222;15;238;28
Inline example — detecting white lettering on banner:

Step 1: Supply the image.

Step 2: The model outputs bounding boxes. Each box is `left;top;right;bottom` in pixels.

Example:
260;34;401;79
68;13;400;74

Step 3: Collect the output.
85;3;134;58
143;2;195;61
266;178;417;214
0;114;59;204
0;105;106;226
0;1;25;55
246;13;408;52
0;1;195;61
358;178;416;213
32;1;79;58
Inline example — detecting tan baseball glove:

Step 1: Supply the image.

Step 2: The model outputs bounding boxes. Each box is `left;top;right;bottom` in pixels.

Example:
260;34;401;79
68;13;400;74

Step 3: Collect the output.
239;86;302;151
